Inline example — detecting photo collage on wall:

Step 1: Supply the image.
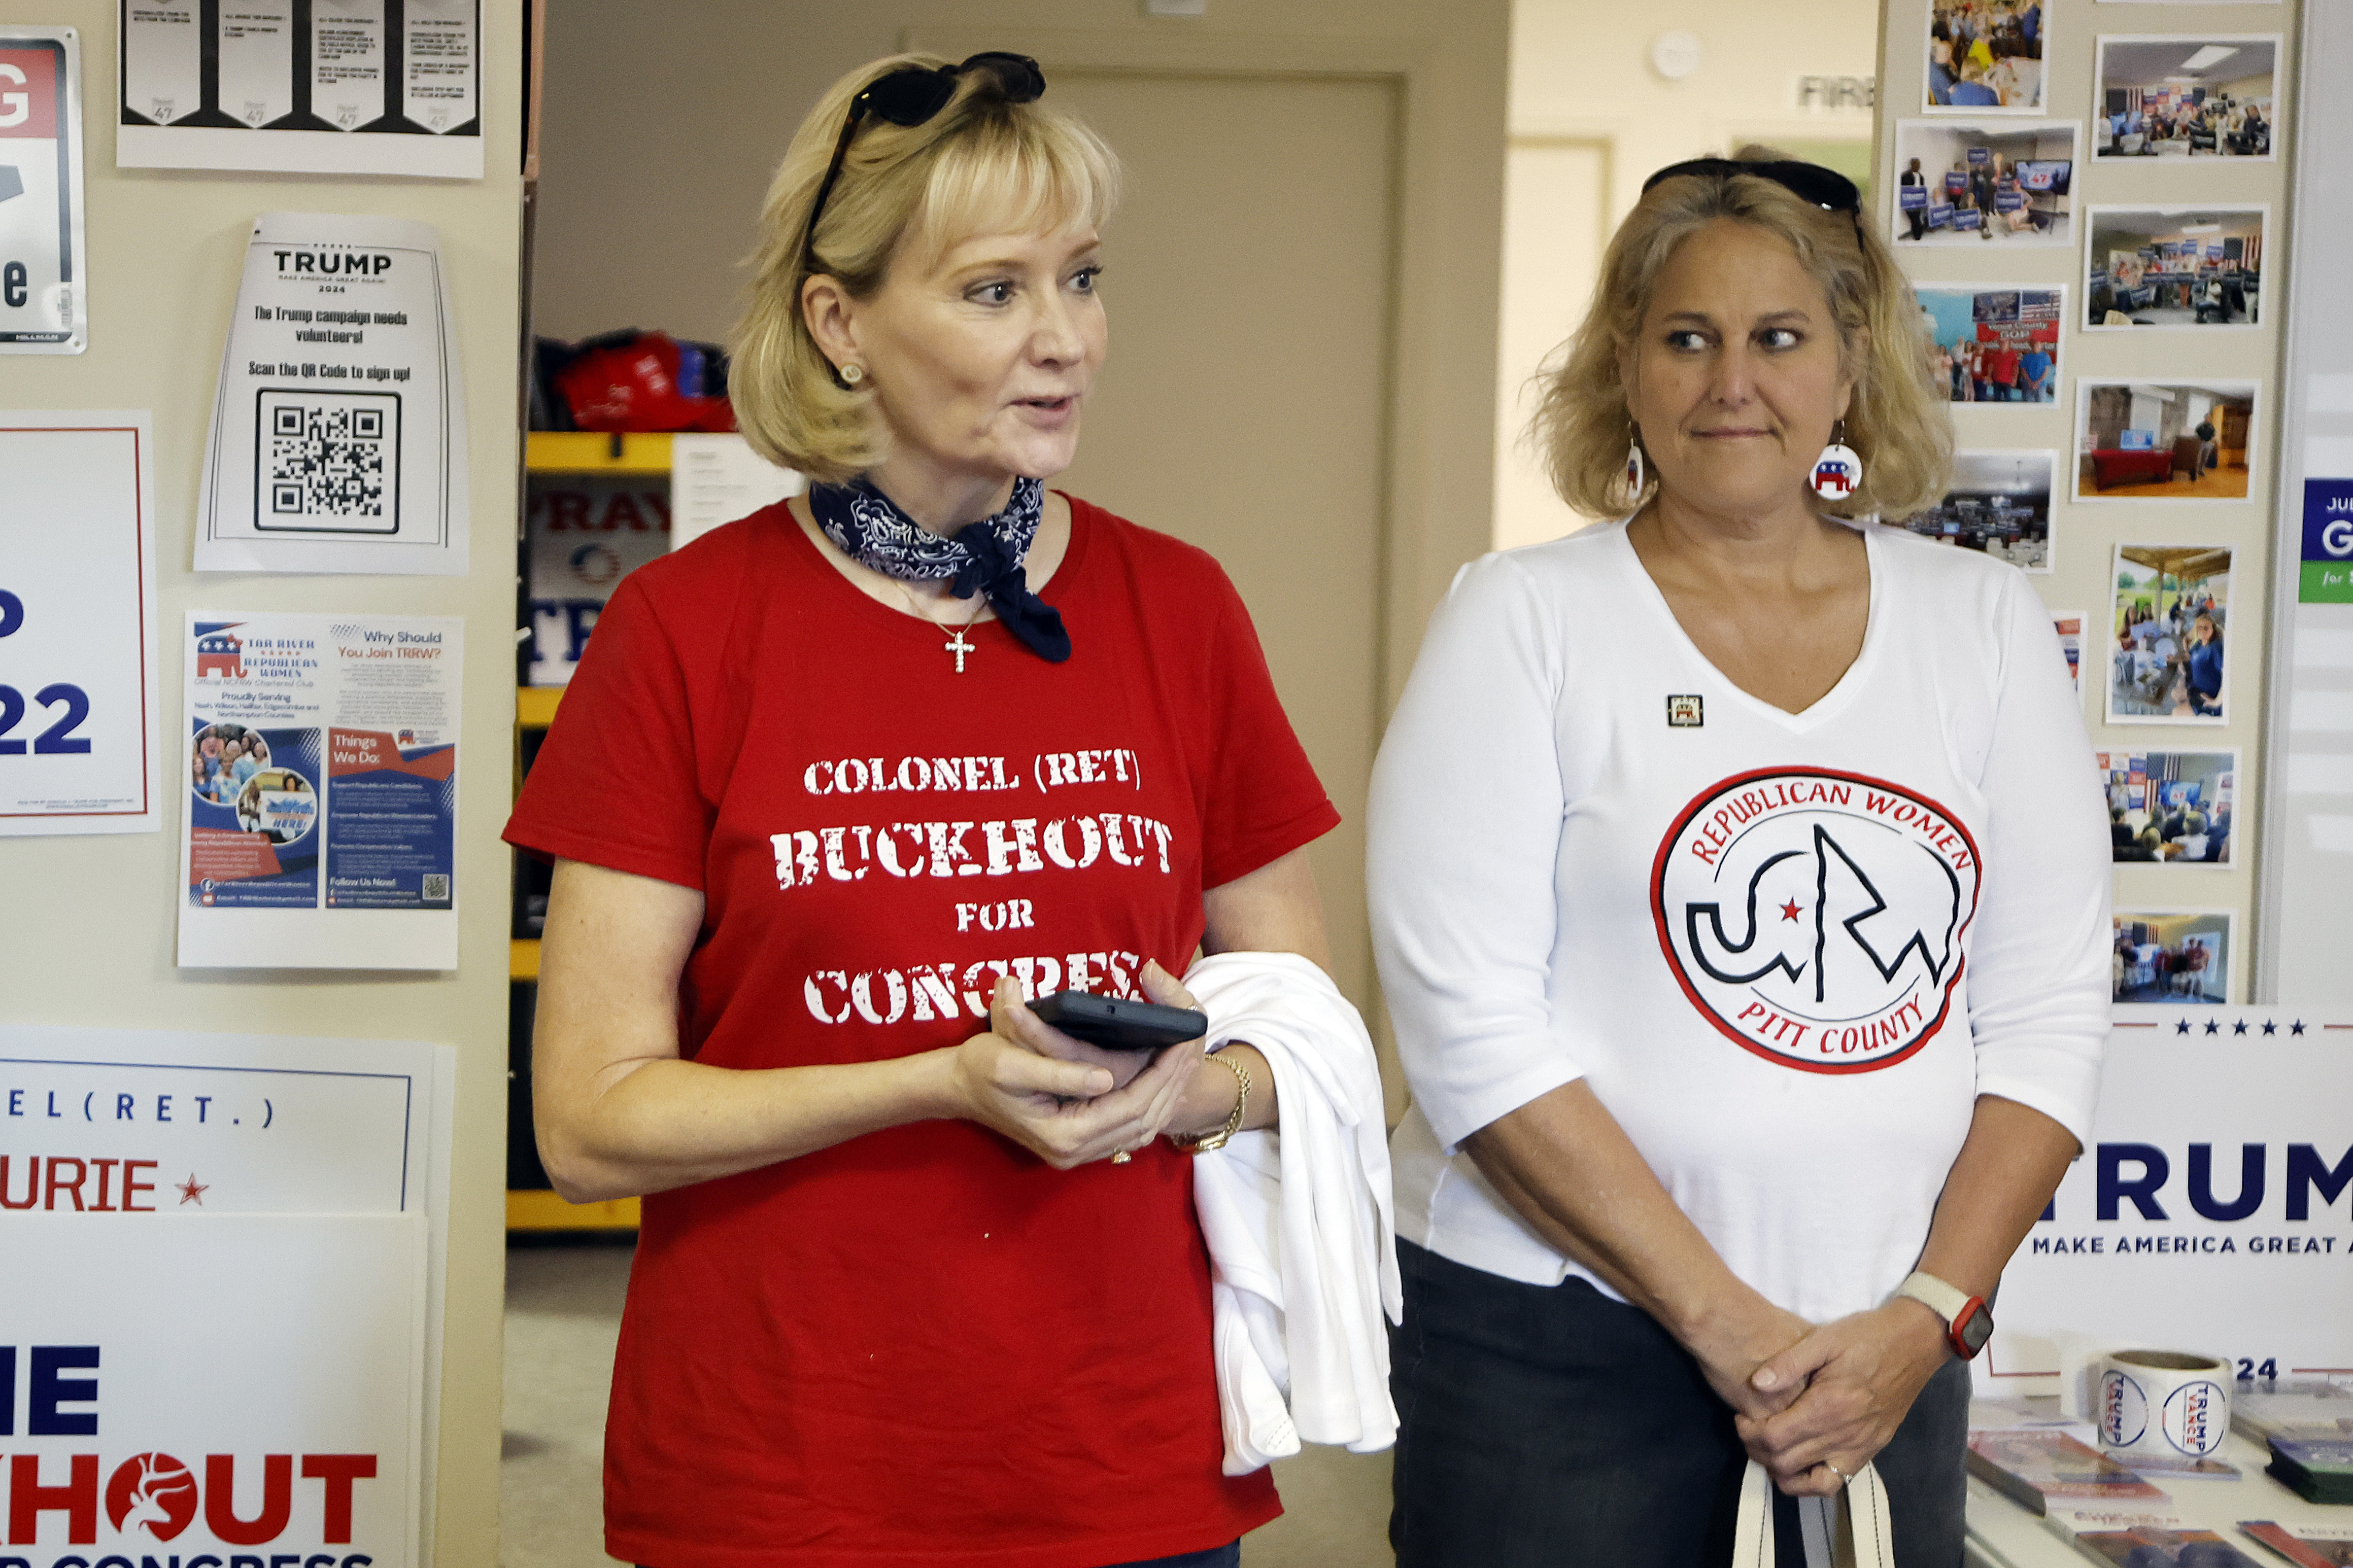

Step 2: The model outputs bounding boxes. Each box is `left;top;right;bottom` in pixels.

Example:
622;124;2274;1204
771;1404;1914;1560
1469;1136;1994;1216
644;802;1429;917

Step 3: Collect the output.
1896;0;2288;1005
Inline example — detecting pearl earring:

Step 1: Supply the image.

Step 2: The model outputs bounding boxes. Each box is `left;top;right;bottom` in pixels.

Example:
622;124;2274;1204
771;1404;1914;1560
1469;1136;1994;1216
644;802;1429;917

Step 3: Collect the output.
1812;419;1864;501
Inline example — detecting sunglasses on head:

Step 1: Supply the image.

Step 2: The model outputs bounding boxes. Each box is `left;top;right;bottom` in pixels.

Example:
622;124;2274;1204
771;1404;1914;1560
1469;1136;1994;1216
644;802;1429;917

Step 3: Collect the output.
1642;157;1863;216
800;52;1047;276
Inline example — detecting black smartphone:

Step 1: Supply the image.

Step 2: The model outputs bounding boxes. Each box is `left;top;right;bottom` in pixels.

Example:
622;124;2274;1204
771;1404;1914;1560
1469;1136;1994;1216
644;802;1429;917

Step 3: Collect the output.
1028;991;1207;1052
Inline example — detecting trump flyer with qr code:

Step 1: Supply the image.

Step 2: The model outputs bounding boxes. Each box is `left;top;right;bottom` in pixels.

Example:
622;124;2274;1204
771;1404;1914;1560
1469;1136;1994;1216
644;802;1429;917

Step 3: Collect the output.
195;212;468;575
178;610;462;969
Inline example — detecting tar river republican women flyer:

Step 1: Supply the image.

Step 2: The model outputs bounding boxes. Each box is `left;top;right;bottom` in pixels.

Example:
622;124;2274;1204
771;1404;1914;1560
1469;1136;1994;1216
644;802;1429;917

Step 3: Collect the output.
177;611;461;970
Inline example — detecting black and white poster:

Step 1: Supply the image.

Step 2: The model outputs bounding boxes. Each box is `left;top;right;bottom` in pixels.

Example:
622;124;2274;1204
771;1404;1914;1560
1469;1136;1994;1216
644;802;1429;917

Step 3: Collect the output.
116;0;481;179
196;212;468;575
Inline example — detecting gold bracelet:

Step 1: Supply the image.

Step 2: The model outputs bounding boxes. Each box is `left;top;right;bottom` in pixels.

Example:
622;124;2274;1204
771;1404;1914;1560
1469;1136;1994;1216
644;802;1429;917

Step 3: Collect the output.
1169;1050;1251;1154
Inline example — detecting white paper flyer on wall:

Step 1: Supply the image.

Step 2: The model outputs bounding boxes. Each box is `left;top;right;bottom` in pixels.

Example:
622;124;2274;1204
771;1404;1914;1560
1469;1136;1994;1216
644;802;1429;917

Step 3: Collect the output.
196;212;468;575
177;610;462;970
116;0;483;179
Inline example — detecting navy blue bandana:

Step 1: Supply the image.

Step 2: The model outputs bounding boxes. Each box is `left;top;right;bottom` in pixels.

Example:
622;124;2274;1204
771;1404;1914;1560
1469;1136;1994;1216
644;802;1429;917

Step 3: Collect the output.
808;474;1071;664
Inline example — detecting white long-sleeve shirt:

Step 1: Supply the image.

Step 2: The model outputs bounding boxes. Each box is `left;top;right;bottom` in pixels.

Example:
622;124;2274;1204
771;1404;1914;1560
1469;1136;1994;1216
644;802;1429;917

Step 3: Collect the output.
1368;519;2110;1323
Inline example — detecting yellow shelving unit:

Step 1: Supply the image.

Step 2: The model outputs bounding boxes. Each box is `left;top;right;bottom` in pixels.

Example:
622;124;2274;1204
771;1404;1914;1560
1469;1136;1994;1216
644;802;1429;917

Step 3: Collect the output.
517;685;563;728
523;430;675;473
506;1190;642;1231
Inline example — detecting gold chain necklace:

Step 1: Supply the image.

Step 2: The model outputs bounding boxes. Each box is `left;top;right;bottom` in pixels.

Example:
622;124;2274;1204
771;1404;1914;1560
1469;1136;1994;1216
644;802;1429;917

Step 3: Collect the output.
881;577;991;674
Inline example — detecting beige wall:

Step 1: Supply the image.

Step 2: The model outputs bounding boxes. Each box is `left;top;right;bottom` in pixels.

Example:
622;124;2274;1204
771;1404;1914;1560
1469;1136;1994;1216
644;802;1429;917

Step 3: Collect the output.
1495;0;1880;548
0;2;524;1562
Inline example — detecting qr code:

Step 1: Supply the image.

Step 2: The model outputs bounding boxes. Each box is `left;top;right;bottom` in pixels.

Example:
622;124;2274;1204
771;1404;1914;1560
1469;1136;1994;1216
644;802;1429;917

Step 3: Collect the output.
423;874;450;901
254;389;402;534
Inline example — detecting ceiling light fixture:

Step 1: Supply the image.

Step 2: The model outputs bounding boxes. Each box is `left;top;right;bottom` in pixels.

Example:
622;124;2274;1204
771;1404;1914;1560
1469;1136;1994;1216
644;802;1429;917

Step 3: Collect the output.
2178;45;2240;72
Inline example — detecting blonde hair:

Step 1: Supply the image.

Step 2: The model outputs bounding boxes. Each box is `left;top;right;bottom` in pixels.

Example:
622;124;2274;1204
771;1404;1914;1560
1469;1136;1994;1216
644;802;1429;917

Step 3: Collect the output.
1528;146;1952;522
731;54;1122;484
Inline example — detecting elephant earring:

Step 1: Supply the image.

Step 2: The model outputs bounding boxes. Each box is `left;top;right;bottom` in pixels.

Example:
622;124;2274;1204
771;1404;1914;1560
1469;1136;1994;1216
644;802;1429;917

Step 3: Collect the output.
1811;420;1863;501
1624;430;1646;495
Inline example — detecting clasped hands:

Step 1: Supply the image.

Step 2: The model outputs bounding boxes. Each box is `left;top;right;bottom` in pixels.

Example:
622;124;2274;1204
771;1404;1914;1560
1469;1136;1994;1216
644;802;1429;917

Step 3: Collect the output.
1702;1295;1953;1497
944;962;1209;1170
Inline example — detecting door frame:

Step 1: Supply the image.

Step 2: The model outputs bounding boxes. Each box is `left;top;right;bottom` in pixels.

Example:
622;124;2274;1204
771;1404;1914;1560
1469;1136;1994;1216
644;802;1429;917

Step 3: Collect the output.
906;23;1508;719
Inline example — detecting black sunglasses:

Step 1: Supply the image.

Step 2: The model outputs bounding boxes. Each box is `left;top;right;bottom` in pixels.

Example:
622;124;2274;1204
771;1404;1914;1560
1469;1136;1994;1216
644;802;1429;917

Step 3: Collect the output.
1642;157;1863;215
799;52;1047;276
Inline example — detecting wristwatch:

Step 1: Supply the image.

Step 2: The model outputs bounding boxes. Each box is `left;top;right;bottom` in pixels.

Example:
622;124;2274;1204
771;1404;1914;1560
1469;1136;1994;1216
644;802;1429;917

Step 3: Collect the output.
1893;1270;1994;1360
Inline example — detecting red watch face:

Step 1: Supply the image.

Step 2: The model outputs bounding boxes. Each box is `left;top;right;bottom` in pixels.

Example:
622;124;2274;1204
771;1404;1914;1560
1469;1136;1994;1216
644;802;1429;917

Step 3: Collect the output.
1953;1298;1993;1358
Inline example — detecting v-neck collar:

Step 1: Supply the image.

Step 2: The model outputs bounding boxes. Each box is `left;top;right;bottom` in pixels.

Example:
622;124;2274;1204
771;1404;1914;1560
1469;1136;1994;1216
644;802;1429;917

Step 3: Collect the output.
1610;518;1882;734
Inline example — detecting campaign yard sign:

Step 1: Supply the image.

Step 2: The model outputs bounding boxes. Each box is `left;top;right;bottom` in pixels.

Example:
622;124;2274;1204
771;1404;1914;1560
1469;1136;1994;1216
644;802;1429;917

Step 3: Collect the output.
0;26;87;354
1981;1007;2353;1399
0;1025;446;1568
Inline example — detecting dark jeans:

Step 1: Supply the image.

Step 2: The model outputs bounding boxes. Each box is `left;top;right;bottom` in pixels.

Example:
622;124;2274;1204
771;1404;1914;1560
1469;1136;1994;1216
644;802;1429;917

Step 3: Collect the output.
1389;1241;1969;1568
1109;1547;1240;1568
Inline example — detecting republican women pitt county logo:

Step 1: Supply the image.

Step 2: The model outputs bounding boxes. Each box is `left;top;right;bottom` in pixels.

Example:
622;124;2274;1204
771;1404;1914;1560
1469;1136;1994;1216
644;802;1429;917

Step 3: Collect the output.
1650;767;1982;1073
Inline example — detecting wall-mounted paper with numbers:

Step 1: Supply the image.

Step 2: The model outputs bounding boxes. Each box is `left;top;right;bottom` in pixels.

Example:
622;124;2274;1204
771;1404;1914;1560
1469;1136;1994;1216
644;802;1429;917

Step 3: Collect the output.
0;412;159;836
0;24;89;353
178;610;462;969
196;212;468;575
116;0;482;178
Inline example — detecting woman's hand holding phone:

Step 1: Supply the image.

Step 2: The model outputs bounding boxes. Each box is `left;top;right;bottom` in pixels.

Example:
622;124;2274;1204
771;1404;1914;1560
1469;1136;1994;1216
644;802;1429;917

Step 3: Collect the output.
944;966;1208;1167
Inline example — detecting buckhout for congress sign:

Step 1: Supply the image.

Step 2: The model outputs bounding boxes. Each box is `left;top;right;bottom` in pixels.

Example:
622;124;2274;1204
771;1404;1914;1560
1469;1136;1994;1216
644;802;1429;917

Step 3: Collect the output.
1982;1006;2353;1396
1;1026;442;1568
0;1215;426;1568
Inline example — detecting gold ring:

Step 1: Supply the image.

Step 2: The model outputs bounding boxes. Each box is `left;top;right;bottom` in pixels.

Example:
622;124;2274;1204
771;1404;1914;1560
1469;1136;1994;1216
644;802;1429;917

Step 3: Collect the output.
1110;1149;1133;1165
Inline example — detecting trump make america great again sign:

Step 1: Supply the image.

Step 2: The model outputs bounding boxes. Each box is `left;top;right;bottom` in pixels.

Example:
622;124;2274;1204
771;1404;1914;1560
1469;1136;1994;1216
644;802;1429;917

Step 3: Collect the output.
1982;1007;2353;1399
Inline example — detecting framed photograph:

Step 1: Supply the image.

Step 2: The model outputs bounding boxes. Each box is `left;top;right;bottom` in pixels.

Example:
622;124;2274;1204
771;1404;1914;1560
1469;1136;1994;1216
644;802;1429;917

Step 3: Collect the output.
1899;450;2055;571
1915;284;2064;404
1926;0;2047;113
2073;380;2257;502
2111;909;2232;1006
1892;120;2079;247
2083;206;2267;328
2094;37;2279;160
2095;749;2239;864
2053;610;2086;694
2106;543;2232;725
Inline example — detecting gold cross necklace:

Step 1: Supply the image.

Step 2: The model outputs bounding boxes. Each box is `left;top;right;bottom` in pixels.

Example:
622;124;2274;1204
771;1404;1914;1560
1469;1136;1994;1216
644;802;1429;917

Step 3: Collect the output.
883;578;991;674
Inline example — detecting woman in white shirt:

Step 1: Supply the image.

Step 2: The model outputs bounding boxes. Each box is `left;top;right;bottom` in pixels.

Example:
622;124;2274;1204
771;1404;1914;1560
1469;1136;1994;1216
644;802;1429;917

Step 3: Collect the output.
1369;149;2109;1565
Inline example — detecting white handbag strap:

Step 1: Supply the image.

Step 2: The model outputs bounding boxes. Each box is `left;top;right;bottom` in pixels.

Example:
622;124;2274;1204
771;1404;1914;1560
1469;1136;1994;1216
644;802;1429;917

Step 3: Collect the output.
1733;1458;1895;1568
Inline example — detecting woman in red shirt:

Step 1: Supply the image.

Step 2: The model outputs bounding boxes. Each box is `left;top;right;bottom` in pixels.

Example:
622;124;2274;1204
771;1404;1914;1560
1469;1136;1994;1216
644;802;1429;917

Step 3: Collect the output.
506;51;1339;1568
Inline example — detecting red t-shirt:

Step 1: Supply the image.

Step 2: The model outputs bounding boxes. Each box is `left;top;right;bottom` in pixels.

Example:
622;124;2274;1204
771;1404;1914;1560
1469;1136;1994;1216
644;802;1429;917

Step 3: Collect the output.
505;495;1337;1568
1983;345;2021;386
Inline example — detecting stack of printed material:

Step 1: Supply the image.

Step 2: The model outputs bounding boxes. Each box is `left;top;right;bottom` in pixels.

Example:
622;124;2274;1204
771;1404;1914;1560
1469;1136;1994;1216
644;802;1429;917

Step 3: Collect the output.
2051;1520;2265;1566
2264;1440;2353;1505
2234;1381;2353;1446
2239;1520;2353;1567
1967;1427;2171;1515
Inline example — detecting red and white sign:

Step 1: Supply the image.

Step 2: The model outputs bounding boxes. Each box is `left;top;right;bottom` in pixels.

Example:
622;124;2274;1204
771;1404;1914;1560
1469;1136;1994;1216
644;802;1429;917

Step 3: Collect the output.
0;1023;452;1568
0;27;88;353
